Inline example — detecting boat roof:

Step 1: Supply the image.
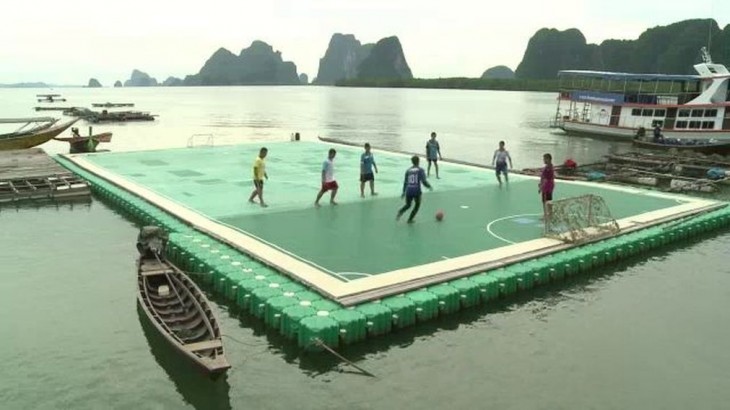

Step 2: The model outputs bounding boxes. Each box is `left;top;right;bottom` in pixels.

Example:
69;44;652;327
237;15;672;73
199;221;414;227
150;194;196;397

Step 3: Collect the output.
558;70;700;82
0;117;56;124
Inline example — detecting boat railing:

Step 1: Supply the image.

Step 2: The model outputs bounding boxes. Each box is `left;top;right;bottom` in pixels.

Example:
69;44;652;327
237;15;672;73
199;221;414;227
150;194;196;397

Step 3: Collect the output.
187;134;215;148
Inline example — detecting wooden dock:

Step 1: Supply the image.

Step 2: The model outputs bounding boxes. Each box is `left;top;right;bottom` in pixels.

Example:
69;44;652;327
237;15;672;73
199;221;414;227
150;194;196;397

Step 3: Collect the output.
0;148;90;203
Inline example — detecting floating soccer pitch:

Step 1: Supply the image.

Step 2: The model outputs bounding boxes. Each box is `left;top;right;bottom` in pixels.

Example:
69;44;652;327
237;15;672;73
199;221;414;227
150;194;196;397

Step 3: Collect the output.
57;141;730;349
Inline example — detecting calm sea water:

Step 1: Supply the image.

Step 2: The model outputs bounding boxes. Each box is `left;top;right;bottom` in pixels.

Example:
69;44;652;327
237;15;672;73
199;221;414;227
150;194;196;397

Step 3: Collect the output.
1;87;729;409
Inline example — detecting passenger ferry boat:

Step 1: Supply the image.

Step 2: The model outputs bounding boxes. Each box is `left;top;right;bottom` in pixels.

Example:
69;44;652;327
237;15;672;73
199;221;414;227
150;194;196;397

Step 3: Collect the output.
551;48;730;141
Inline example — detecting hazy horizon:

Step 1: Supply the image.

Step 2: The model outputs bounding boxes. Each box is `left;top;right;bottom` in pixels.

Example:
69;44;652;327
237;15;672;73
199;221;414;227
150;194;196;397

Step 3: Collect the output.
1;0;727;85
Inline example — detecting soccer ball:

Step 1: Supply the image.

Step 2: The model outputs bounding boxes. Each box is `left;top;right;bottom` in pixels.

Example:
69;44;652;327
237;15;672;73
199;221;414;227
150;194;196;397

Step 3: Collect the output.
435;210;444;221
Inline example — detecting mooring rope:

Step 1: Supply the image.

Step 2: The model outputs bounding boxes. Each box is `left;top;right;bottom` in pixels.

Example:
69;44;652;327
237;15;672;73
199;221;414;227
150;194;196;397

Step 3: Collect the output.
312;338;376;378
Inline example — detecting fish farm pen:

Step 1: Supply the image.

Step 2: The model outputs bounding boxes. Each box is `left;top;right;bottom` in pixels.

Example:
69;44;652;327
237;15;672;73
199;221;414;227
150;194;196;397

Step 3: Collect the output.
54;141;730;350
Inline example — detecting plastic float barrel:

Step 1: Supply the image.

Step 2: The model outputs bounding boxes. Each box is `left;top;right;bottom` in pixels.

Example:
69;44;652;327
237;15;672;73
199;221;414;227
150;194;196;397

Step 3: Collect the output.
381;296;417;328
250;285;287;318
450;278;481;307
491;269;518;296
405;290;439;321
265;294;299;327
299;314;340;350
235;277;270;310
311;299;341;313
468;273;500;302
329;309;368;345
427;284;460;314
527;261;551;286
280;305;317;339
509;264;534;291
355;302;393;336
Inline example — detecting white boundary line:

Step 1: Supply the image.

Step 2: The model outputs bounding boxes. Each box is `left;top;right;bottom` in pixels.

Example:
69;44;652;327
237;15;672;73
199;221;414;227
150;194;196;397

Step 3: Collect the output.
486;213;542;244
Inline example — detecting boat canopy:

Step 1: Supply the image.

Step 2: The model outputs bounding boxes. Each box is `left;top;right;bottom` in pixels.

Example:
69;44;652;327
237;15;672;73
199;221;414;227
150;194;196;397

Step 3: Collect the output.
558;70;699;82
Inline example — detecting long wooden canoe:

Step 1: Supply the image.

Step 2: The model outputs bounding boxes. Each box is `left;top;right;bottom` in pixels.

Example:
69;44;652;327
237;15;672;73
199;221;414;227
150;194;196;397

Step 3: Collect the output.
0;119;78;150
136;248;230;375
633;138;730;155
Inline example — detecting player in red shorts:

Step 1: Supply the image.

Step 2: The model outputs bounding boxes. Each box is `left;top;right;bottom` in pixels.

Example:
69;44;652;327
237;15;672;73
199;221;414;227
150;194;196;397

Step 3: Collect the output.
315;148;339;207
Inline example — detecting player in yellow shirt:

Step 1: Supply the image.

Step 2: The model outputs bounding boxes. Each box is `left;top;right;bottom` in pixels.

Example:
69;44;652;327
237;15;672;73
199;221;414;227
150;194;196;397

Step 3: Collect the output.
248;147;269;207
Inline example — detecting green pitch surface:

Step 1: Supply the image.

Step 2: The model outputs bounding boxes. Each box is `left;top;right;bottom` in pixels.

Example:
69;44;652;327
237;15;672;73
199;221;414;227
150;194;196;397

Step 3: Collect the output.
80;141;683;280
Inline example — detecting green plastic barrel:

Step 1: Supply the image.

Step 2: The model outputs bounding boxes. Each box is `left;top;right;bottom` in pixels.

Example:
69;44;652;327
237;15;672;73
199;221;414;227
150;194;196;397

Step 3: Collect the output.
355;302;393;336
299;315;340;350
427;284;460;314
329;309;367;344
381;296;417;328
405;290;439;321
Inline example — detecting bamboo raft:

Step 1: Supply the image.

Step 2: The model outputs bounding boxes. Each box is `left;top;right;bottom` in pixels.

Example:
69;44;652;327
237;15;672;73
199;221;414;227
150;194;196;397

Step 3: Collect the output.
0;148;90;203
522;150;730;193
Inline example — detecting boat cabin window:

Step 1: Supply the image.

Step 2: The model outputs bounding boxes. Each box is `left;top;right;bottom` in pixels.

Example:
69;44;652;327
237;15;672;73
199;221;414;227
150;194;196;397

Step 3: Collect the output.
702;121;715;129
689;121;701;129
631;108;642;116
676;121;688;128
691;109;704;117
651;120;664;128
704;109;718;117
678;109;690;117
654;109;666;117
642;109;653;117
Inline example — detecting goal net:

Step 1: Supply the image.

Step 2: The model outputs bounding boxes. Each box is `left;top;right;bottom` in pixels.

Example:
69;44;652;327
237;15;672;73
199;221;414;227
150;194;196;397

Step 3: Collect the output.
544;194;620;243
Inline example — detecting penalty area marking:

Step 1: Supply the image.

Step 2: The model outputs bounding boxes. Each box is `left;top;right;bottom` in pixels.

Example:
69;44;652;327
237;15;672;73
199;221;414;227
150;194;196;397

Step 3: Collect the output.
485;213;542;244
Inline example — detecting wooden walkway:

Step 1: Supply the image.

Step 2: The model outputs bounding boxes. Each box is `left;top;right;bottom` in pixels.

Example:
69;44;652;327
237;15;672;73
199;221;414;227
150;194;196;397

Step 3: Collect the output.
0;148;90;203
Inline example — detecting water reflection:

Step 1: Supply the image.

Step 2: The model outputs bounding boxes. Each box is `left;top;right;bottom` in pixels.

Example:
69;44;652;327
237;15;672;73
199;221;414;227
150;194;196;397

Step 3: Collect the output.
137;305;232;410
323;88;404;152
0;197;92;214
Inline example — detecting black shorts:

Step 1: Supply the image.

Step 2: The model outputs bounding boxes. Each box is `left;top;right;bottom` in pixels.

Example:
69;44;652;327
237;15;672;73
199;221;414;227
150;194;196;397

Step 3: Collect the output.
253;179;264;189
542;191;553;202
360;172;374;182
427;158;438;164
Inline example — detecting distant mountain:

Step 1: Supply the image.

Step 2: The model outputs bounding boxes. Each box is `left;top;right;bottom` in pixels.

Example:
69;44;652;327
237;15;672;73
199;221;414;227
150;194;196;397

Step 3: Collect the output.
515;19;728;79
299;73;309;84
356;36;412;80
113;80;123;87
314;34;373;85
0;82;51;88
162;76;183;86
124;69;158;87
481;65;515;79
183;41;300;86
87;78;102;87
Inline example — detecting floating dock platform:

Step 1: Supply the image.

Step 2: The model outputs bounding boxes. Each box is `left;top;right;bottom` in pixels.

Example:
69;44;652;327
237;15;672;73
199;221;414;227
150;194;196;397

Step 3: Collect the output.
56;141;730;349
0;148;89;204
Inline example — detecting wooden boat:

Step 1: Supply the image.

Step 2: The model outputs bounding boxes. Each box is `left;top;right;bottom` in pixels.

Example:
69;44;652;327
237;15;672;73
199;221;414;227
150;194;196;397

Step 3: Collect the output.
37;94;66;103
90;110;156;123
136;227;230;375
54;131;112;153
632;138;730;155
0;118;78;150
92;102;134;108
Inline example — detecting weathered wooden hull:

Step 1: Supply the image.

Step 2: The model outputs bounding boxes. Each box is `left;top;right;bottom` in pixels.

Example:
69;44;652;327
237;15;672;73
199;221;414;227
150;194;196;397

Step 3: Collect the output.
0;119;78;150
55;132;112;153
136;254;230;375
632;139;730;155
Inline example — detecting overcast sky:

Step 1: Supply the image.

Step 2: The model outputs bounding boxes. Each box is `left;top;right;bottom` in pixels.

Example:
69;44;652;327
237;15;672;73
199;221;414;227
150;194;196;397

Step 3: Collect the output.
0;0;726;85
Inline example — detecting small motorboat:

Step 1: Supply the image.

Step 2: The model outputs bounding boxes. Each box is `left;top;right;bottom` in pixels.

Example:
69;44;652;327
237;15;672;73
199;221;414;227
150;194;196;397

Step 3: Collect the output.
136;226;230;376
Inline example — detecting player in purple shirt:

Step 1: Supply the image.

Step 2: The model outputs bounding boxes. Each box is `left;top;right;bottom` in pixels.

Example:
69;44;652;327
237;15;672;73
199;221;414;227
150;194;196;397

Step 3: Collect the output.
396;156;433;223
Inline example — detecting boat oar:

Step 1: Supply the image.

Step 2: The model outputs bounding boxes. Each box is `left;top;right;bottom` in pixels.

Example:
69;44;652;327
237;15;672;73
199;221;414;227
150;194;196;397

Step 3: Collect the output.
153;251;187;309
312;338;376;378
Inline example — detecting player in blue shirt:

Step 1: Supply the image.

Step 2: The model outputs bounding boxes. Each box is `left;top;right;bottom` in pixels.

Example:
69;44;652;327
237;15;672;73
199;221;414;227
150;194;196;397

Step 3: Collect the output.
396;156;433;223
360;142;379;197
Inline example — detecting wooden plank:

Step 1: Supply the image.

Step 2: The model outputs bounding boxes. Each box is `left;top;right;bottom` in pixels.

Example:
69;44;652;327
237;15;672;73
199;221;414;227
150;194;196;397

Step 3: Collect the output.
185;340;222;352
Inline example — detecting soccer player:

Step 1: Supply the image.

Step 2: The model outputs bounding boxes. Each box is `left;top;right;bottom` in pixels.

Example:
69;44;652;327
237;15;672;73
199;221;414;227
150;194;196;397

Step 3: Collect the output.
539;153;555;221
397;156;433;223
360;142;379;197
492;140;513;185
425;131;442;179
248;147;268;207
315;148;338;207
